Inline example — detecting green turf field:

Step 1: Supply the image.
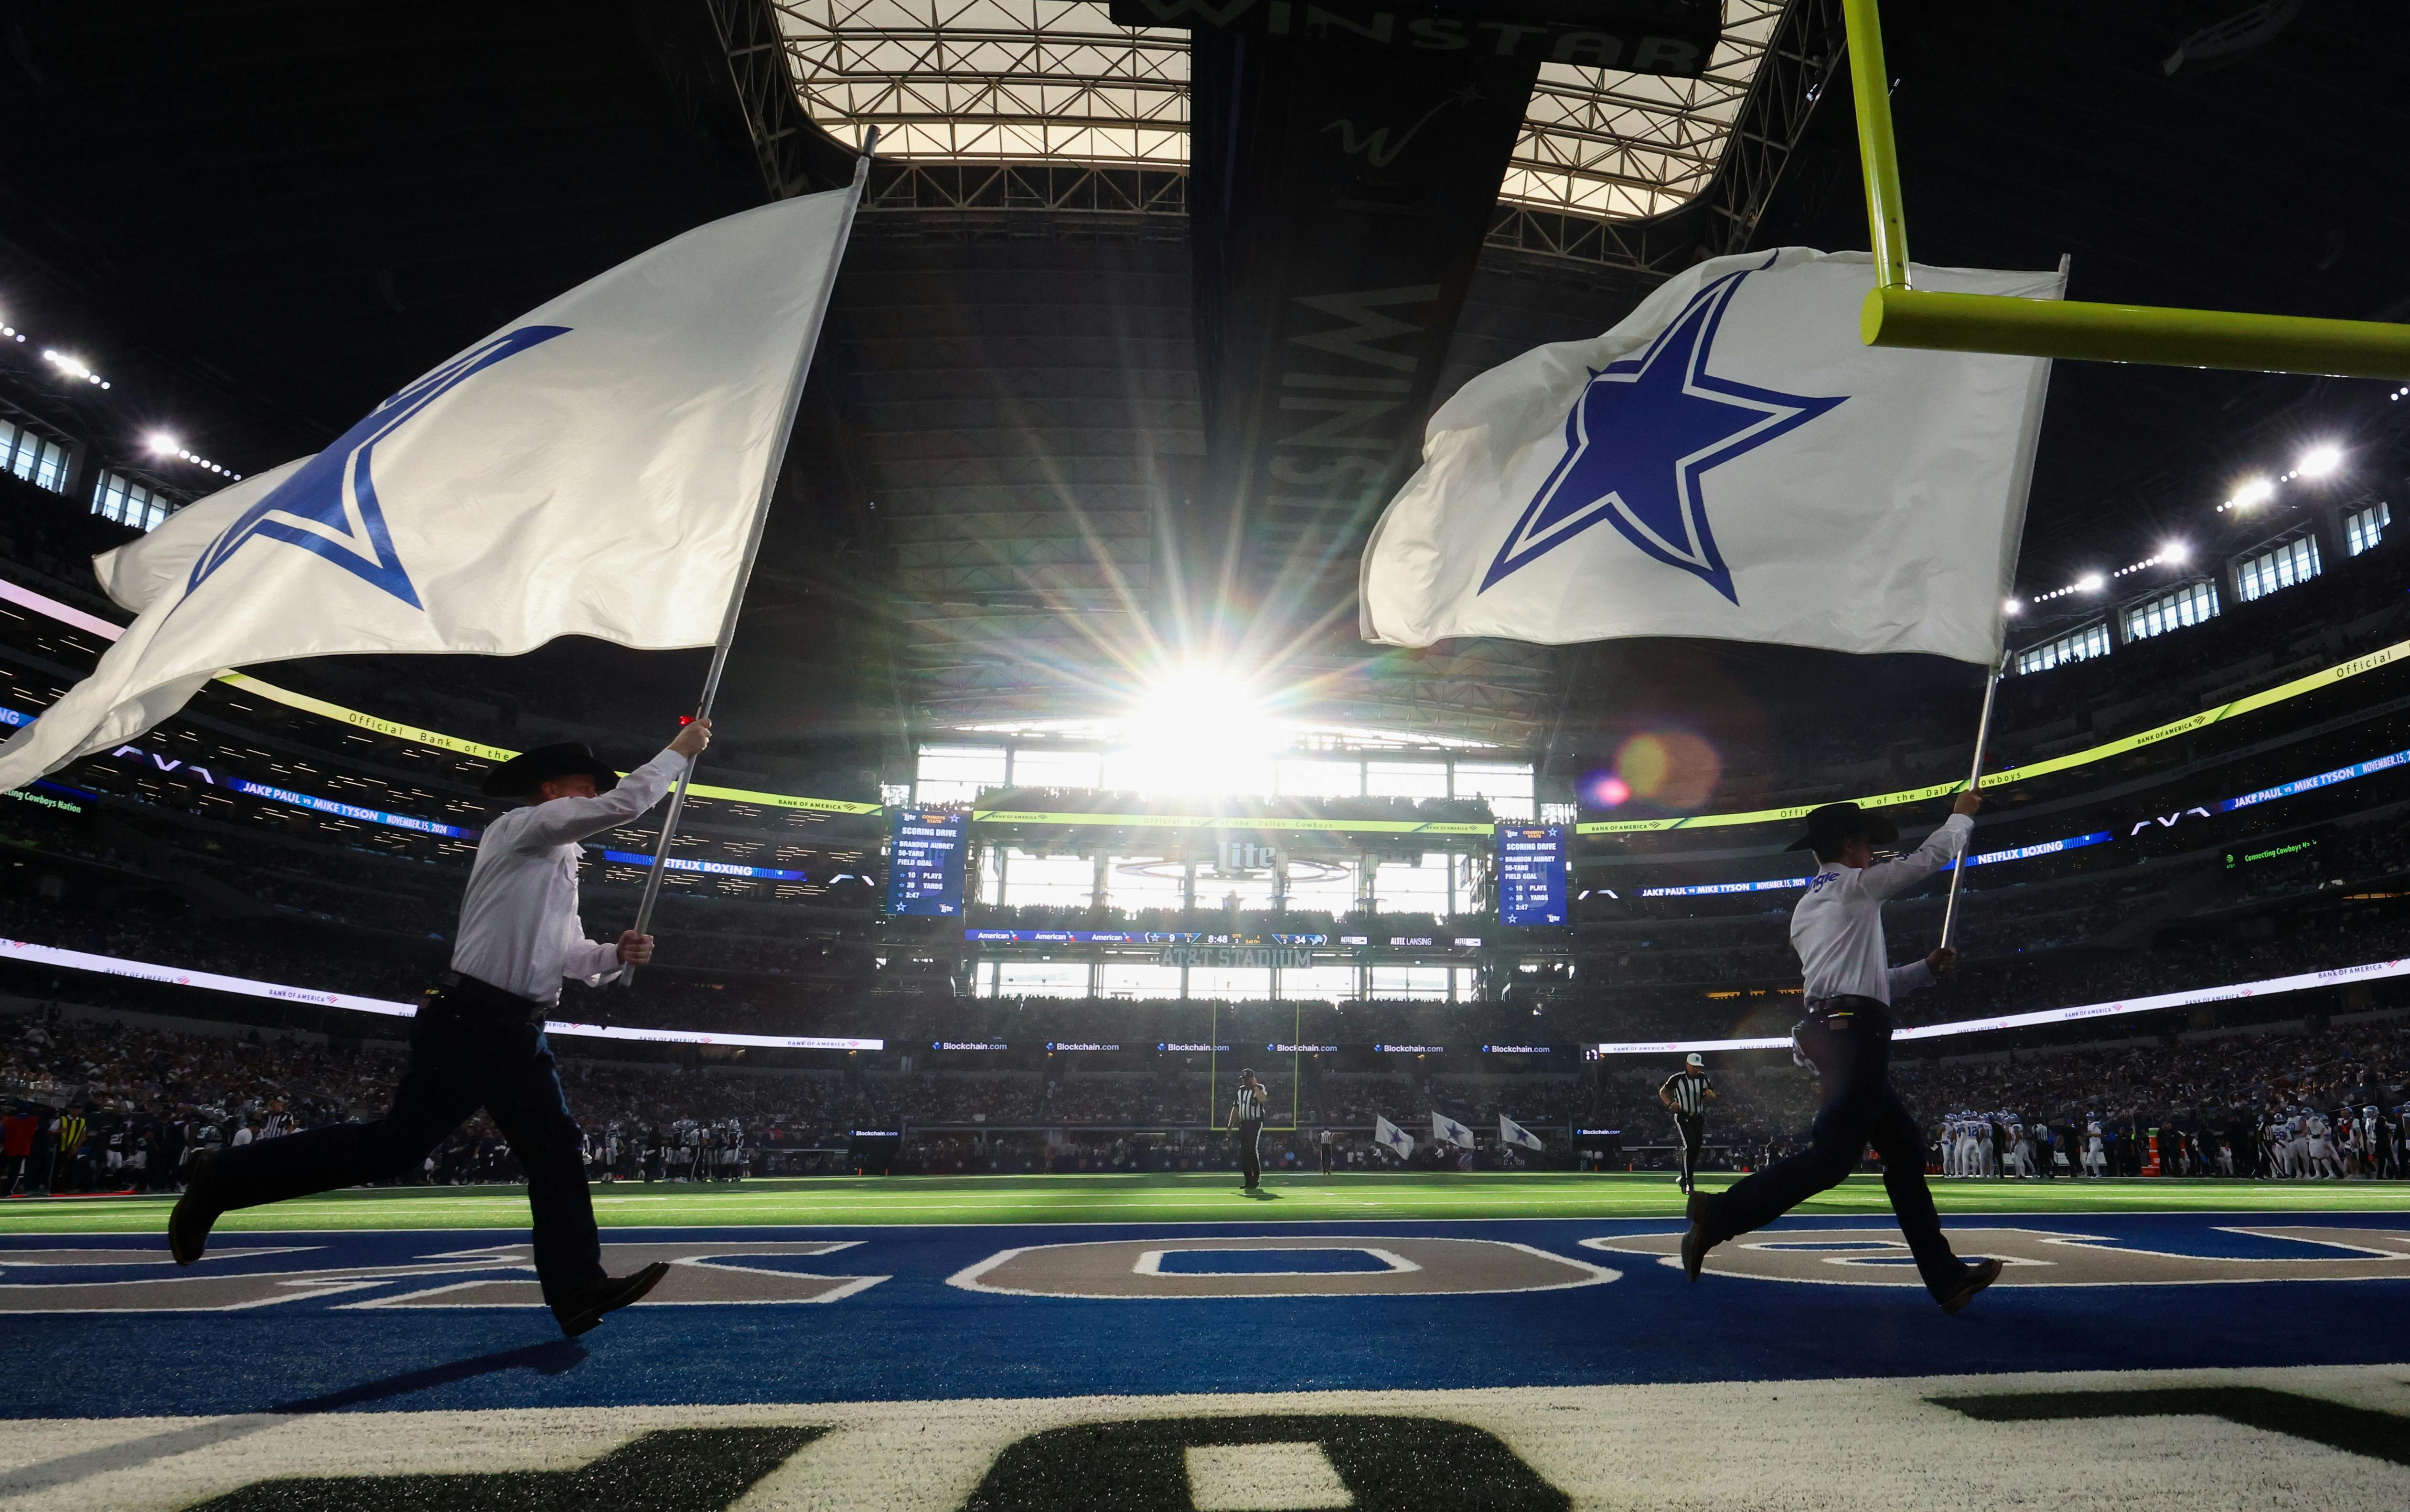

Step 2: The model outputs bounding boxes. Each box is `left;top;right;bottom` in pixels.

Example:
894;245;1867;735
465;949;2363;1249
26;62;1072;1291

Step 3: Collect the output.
5;1171;2408;1235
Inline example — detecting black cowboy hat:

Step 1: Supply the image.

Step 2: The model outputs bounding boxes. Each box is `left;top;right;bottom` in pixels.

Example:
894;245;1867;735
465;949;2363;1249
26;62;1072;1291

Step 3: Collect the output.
480;742;621;799
1786;800;1899;854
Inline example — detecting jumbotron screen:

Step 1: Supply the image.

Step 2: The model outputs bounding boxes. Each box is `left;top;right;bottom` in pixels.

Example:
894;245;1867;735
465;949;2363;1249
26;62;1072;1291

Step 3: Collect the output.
1495;822;1567;926
886;808;967;916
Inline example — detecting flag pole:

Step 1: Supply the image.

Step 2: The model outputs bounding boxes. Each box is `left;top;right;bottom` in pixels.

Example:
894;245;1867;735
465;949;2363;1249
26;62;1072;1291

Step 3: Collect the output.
1937;647;2008;949
623;130;879;986
1938;253;2065;952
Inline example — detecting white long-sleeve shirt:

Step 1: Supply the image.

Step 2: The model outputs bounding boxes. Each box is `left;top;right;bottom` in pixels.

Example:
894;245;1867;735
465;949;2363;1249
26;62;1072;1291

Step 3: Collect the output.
1883;956;1937;1001
1789;812;1971;1006
450;747;687;1003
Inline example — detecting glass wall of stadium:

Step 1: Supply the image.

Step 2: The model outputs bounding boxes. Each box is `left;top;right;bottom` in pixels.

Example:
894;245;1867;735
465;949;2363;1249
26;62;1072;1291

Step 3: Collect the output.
923;742;1527;1003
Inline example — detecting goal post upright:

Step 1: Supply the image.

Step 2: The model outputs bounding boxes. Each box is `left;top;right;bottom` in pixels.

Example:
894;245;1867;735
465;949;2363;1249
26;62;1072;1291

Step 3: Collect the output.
1839;0;2410;380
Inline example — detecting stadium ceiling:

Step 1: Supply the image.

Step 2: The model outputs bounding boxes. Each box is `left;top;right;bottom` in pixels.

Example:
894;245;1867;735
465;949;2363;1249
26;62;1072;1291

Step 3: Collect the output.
26;2;2402;777
770;0;1799;238
703;0;1849;754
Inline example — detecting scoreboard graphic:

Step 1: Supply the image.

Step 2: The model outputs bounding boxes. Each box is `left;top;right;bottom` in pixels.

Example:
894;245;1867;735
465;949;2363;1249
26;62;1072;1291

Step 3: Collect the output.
1495;823;1566;926
887;808;967;916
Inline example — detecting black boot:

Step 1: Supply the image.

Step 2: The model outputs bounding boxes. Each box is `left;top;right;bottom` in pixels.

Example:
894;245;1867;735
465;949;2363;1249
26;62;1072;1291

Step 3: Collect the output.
552;1261;671;1338
1939;1256;2003;1315
168;1150;223;1266
1679;1188;1720;1283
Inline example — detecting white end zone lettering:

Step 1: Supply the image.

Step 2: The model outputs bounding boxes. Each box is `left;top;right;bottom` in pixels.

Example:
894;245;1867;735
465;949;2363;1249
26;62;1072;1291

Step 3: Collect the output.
1585;1226;2410;1286
947;1235;1616;1299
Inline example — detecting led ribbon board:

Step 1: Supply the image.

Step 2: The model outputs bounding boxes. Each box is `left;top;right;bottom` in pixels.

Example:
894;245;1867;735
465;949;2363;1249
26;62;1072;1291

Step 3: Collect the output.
0;575;879;815
4;703;483;840
1586;953;2410;1055
1636;829;2113;895
0;937;881;1050
964;929;1331;945
8;570;2410;836
1939;831;2113;869
1577;639;2410;834
2219;748;2410;810
599;849;807;881
229;779;478;838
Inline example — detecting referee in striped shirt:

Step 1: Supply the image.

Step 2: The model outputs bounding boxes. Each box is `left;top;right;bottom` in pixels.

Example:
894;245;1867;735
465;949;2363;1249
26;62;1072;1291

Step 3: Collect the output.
1228;1069;1268;1194
1660;1053;1716;1195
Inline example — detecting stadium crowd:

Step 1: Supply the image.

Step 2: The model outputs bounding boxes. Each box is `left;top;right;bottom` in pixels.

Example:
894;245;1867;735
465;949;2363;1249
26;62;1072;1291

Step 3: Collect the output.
11;863;2410;1056
5;984;2402;1189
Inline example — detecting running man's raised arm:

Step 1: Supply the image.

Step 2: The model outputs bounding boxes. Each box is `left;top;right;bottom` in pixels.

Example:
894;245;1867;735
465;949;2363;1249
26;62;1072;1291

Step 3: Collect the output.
1856;813;1974;902
508;749;688;852
1885;957;1936;1001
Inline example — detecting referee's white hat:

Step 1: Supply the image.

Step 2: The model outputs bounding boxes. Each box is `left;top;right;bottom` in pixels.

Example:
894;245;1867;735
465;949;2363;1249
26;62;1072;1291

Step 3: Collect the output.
1685;1052;1704;1067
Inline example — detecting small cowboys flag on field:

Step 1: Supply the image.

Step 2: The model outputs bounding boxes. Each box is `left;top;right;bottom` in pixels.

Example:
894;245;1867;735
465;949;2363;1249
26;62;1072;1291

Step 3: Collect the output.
0;190;859;792
1433;1112;1477;1150
1372;1116;1414;1161
1499;1114;1545;1153
1359;249;2064;663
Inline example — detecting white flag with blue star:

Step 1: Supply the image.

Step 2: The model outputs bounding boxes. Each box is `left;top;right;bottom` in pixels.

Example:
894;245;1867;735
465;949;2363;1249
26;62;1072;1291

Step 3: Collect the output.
1372;1115;1415;1162
1360;249;2063;662
1499;1114;1545;1152
1432;1112;1477;1150
0;189;858;792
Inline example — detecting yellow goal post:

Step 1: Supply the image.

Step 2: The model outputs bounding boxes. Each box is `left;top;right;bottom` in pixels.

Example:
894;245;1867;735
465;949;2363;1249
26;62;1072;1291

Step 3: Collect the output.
1841;0;2410;379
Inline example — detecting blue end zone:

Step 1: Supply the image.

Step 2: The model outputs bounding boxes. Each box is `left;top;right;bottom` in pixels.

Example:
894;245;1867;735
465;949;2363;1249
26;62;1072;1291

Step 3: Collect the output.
3;1213;2408;1419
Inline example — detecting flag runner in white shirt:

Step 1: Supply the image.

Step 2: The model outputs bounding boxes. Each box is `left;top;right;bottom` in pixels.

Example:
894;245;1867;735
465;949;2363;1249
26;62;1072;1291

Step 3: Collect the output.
1680;793;2005;1314
450;746;691;1000
170;720;711;1336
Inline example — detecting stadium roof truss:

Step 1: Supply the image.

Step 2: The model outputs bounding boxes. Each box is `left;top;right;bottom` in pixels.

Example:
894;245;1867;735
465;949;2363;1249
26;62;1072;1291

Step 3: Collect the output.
709;1;1844;745
765;0;1827;263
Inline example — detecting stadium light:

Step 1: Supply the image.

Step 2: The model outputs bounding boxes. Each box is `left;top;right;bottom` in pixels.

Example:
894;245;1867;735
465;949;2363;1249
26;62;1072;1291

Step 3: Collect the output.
2297;443;2343;478
2076;573;2104;592
2222;477;2274;513
1118;666;1277;796
157;439;238;477
2162;540;2188;563
41;348;108;387
2003;597;2021;617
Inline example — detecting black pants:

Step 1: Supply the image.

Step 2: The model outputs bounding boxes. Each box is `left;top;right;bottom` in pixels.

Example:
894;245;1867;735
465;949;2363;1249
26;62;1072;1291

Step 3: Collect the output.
1238;1121;1262;1188
198;980;604;1308
1700;999;1975;1300
1674;1113;1704;1189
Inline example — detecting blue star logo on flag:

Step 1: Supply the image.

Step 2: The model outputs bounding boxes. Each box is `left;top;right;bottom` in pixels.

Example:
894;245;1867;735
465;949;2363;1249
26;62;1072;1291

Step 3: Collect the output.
1479;260;1845;604
185;325;572;610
